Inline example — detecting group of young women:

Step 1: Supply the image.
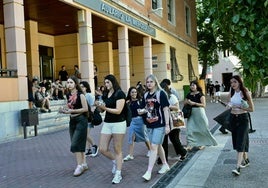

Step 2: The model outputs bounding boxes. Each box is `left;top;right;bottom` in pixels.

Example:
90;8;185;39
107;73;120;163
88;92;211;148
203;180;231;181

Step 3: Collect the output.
60;73;254;184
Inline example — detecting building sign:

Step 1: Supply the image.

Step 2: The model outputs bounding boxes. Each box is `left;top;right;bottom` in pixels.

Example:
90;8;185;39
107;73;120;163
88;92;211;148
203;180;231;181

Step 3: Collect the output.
74;0;156;37
152;55;158;68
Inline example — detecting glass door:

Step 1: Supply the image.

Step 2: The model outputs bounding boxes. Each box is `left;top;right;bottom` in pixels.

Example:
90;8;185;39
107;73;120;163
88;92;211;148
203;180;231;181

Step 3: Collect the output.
40;56;54;81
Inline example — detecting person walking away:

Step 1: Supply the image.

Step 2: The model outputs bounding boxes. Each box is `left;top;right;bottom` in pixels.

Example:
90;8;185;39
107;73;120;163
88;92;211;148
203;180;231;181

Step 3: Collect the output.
80;81;99;157
227;75;254;176
158;82;187;164
59;76;89;177
214;81;221;102
123;87;151;161
138;74;170;181
208;81;215;102
96;74;126;184
59;65;68;89
184;80;217;151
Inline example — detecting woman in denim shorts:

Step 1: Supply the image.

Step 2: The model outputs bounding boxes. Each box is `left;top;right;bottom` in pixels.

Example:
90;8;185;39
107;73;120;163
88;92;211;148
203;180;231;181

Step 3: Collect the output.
138;74;171;181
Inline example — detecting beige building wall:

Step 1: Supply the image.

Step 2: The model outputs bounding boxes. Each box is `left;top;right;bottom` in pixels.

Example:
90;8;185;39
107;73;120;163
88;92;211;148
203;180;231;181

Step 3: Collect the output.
93;42;113;87
54;34;79;79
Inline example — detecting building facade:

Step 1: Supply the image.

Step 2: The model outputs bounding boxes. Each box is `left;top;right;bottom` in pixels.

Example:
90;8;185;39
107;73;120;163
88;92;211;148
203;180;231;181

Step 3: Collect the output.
0;0;198;141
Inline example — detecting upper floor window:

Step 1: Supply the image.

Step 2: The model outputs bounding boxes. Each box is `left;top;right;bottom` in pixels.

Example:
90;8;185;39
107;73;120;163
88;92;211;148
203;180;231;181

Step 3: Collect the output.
185;6;191;36
167;0;175;24
152;0;158;9
152;0;162;9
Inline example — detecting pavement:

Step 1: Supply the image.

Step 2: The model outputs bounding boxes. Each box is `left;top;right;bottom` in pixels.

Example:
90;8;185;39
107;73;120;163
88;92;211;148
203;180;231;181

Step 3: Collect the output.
0;93;267;188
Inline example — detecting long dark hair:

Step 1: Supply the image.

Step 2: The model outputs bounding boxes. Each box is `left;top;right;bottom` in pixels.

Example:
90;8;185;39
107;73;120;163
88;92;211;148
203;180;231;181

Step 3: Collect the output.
80;81;91;93
190;80;204;95
103;74;121;97
68;75;83;93
126;86;142;101
230;75;248;100
160;82;171;98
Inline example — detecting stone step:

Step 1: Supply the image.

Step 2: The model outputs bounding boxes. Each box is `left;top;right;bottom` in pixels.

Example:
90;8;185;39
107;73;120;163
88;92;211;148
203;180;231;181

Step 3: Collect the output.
27;100;70;136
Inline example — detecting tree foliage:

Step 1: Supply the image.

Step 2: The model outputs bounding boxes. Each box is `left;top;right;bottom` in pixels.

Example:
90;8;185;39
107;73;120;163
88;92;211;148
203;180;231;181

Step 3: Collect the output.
207;0;268;96
196;0;219;79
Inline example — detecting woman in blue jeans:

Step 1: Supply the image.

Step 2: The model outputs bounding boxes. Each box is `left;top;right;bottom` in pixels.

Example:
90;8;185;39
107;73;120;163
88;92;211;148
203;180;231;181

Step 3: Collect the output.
123;86;151;161
60;76;89;177
139;74;170;181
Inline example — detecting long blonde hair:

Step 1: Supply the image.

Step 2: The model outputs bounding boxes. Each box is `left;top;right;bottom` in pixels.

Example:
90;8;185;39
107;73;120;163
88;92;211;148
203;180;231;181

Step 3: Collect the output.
145;74;163;93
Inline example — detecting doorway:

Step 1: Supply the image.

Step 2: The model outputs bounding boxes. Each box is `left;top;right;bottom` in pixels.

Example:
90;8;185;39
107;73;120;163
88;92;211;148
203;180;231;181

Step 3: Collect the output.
222;73;233;92
39;46;54;81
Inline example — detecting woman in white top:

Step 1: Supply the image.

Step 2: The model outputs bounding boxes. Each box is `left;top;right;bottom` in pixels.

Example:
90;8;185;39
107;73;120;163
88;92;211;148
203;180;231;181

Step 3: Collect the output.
158;82;187;163
228;75;254;176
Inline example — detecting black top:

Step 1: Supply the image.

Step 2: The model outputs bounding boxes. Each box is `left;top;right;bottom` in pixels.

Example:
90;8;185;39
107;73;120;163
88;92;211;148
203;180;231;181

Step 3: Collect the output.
186;92;203;108
103;90;126;123
59;70;68;81
129;100;143;118
141;90;170;128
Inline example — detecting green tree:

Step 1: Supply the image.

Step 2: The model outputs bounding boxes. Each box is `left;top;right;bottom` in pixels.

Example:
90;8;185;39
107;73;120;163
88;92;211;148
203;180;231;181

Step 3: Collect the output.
208;0;268;96
196;0;219;80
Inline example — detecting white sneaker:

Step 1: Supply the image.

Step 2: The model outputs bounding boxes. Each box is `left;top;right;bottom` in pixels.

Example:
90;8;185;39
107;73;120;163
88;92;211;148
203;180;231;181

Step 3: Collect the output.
123;155;134;161
146;151;150;158
82;163;88;171
142;171;151;181
158;164;170;174
112;161;117;174
73;165;84;177
112;172;122;184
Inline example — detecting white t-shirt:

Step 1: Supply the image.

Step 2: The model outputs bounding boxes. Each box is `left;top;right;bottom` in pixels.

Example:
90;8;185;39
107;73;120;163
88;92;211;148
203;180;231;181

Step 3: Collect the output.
169;93;179;108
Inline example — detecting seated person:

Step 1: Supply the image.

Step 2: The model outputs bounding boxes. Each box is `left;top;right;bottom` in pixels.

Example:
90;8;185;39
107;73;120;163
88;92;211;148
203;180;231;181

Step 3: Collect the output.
51;79;65;100
35;85;51;113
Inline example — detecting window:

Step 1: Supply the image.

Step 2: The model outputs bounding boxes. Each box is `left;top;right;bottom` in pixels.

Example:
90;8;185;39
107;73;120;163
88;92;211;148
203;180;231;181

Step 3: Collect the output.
188;54;197;81
152;0;158;9
185;6;191;36
170;47;183;82
152;0;162;10
167;0;175;23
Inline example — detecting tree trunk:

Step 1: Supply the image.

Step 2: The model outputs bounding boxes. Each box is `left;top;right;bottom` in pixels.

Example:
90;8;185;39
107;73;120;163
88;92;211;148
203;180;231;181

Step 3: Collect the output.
199;60;208;80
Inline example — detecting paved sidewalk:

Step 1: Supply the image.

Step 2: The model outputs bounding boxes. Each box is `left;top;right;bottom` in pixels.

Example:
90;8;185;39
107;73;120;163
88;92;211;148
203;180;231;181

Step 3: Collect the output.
0;94;267;188
167;97;268;188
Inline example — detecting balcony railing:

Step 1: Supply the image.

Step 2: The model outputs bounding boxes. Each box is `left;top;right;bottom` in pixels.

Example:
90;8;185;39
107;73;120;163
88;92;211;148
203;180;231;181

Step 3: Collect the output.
0;69;18;78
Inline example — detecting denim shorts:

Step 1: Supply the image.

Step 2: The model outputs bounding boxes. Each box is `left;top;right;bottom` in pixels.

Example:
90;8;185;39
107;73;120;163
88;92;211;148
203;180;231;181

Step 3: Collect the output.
69;114;88;153
101;121;126;134
147;127;165;145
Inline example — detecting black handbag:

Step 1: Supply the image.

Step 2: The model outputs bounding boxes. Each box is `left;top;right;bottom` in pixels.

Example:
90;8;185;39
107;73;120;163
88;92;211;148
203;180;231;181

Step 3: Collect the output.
182;104;192;118
91;109;103;126
213;109;232;132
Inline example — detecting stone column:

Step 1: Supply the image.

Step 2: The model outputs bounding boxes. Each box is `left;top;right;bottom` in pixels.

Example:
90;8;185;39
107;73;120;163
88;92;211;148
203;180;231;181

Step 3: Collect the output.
143;36;153;77
78;10;95;90
117;26;130;93
25;20;39;80
4;0;27;100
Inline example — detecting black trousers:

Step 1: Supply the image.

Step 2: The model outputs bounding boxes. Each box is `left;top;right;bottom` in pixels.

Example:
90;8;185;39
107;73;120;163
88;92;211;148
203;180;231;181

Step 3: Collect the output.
162;129;187;161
